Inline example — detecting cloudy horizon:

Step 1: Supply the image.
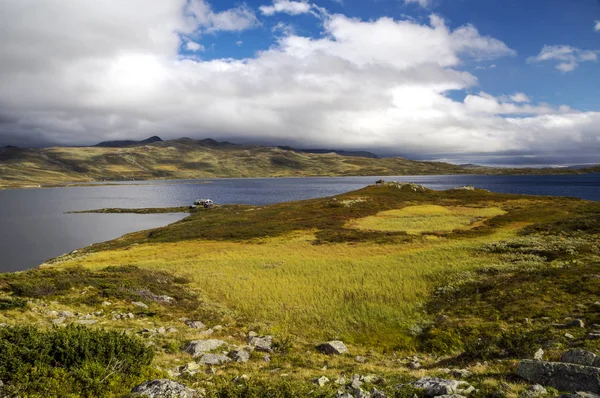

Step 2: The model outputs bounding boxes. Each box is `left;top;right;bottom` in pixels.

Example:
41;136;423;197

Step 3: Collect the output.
1;0;599;165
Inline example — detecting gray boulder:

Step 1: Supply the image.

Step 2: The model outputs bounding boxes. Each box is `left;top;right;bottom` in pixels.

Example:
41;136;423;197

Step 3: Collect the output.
185;320;206;329
130;379;199;397
248;335;273;353
316;341;349;355
516;360;600;394
412;377;474;397
198;354;231;365
229;348;250;363
561;349;600;367
182;339;226;357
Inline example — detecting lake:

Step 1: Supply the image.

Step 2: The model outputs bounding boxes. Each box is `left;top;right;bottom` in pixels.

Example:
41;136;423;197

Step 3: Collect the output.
0;174;599;272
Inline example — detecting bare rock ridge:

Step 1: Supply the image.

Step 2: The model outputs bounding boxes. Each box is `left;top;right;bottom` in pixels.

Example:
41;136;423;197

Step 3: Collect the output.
95;135;163;148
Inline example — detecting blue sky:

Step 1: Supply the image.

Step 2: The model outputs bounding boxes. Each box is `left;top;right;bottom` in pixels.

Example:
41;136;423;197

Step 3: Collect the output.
0;0;599;165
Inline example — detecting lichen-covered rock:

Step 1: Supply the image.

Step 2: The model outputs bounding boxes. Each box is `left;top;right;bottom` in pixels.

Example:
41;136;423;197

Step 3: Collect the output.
561;349;600;367
130;379;200;397
198;353;231;365
316;341;349;355
185;320;206;329
228;348;250;363
248;335;273;352
182;339;226;357
412;377;474;397
516;360;600;394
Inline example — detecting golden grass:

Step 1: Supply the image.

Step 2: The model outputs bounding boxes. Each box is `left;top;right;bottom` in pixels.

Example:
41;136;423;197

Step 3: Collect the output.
347;205;506;234
56;223;520;347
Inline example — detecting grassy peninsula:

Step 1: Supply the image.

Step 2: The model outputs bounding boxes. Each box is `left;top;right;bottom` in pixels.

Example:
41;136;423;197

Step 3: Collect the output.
0;183;598;397
2;138;598;189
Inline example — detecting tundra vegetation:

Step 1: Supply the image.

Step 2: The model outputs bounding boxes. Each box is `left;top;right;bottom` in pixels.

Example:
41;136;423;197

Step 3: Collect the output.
0;182;598;397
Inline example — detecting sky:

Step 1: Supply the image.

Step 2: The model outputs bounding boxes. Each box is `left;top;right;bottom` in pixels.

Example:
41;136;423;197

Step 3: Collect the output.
0;0;599;165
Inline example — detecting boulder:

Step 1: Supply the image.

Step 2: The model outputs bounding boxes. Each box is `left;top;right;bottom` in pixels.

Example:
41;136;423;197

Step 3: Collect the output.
130;379;199;397
228;348;250;363
516;360;600;394
567;320;585;328
314;376;330;387
198;354;231;365
58;311;74;318
534;348;544;360
412;377;474;397
561;349;600;367
132;301;149;309
182;339;226;357
185;320;206;330
316;341;349;355
248;335;273;353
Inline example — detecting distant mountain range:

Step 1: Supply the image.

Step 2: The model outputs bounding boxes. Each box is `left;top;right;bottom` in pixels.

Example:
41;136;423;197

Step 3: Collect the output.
1;137;598;188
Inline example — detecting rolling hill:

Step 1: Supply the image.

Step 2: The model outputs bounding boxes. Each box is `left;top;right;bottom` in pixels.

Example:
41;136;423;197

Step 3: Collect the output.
0;137;597;188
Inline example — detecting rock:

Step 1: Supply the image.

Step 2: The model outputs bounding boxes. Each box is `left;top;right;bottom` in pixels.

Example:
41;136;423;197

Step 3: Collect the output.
565;333;575;339
180;362;201;375
130;379;199;397
371;388;387;398
362;375;378;383
52;317;66;325
58;311;74;318
132;301;149;309
408;360;421;370
198;329;214;336
263;354;271;363
167;327;178;333
102;301;112;306
534;348;544;360
525;384;548;397
586;333;600;340
561;349;600;367
157;327;166;334
315;376;330;387
155;295;175;304
355;356;366;363
335;377;347;385
451;369;473;378
316;341;349;355
198;354;231;365
351;375;362;389
558;393;600;398
46;310;59;317
182;339;226;357
567;319;586;328
229;349;250;363
232;374;249;384
248;335;273;353
516;360;600;394
412;377;474;397
451;185;476;191
185;320;206;329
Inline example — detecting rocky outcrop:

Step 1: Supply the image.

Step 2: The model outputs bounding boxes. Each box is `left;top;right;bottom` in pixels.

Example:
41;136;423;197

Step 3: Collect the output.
516;360;600;394
228;348;250;363
198;353;231;365
182;339;226;357
411;377;475;397
130;379;200;398
316;341;349;355
561;350;600;367
248;334;273;353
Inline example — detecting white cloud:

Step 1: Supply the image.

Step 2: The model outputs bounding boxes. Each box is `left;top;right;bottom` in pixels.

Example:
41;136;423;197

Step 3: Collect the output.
595;20;600;32
404;0;432;8
186;41;205;52
260;0;312;16
528;45;598;73
509;92;530;103
0;1;598;161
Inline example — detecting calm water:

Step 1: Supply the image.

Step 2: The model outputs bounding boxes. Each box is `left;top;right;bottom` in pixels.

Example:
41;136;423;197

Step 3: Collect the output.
0;174;598;272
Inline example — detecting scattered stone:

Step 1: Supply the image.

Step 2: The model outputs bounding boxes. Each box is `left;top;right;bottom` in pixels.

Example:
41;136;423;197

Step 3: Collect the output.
182;339;226;357
198;329;214;336
412;377;474;397
561;349;600;367
516;360;600;394
102;301;112;306
130;379;199;398
534;348;544;361
166;327;178;333
362;375;378;384
567;320;586;328
586;333;600;340
351;375;362;389
248;331;258;338
451;369;473;378
52;317;66;325
185;320;206;330
335;377;347;385
213;325;223;331
132;301;149;309
228;349;250;363
565;333;575;339
263;354;271;363
315;376;330;387
198;354;231;366
180;362;201;375
316;341;349;355
46;310;59;317
371;387;387;398
232;374;249;384
248;335;273;353
157;327;166;334
355;356;366;363
155;295;175;304
408;360;421;370
58;311;74;318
